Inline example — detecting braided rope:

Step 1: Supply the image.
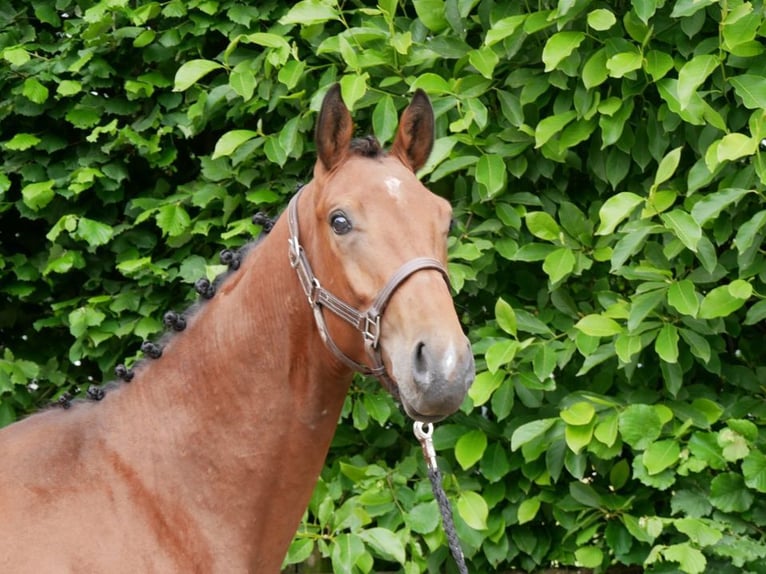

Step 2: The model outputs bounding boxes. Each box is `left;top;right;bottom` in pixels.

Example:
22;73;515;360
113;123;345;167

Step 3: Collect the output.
426;465;468;574
414;423;469;574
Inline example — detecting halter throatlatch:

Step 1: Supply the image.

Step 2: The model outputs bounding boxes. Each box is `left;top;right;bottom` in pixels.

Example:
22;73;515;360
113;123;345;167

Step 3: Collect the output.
287;187;450;392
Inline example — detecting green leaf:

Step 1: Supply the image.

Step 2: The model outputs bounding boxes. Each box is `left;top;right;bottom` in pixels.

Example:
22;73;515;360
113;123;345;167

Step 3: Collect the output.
475;155;507;199
734;209;766;255
619;404;663;450
561;401;596;425
606;52;643;78
155;204;191;237
535;110;577;148
358;528;405;564
730;74;766;109
495;298;517;337
410;73;452;95
570;482;603;507
76;218;114;248
457;491;488;530
653;146;683;188
21;180;55;211
526;211;561;242
677;55;718;109
689;432;727;469
484;15;526;46
655;324;679;363
511;418;557;451
372;95;397;145
229;62;256;101
468;370;505;406
2;46;30;66
645;50;674;81
468;46;499;79
587;9;616;30
710;473;754;512
542;31;585;72
643;439;681;474
57;80;82;97
22;78;49;104
671;0;716;17
667;280;699;316
662;543;707;574
416;4;452;32
716;133;758;163
406;501;440;534
615;333;642;363
596;192;644;235
691;187;750;226
582;48;608;88
543;247;576;284
699;281;751;319
517;496;541;524
594;412;619;447
633;0;658;23
744;299;766;326
173;59;223;91
284;538;314;566
575;314;623;337
565;421;594;453
674;518;723;547
68;306;106;338
575;546;604;568
4;133;41;151
279;0;340;25
661;209;701;252
339;74;368;111
485;339;518;373
212;130;259;159
455;429;487;470
742;451;766;493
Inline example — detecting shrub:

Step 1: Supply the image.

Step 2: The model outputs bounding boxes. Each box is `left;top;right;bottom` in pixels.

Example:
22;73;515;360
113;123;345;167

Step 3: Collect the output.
1;1;765;572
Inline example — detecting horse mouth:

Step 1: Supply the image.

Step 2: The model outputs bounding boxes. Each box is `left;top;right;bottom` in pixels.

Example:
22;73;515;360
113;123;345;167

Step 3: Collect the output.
399;397;451;424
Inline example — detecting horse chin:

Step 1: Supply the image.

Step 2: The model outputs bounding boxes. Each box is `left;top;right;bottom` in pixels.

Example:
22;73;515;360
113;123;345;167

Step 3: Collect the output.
399;398;449;424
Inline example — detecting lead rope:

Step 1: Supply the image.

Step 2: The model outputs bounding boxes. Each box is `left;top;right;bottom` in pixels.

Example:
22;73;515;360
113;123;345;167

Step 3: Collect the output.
413;422;469;574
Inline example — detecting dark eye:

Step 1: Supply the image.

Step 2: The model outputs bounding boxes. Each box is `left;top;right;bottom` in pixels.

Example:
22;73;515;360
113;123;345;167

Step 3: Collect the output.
330;212;352;235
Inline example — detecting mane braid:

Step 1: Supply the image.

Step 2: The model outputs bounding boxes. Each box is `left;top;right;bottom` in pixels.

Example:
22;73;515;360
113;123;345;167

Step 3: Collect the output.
349;135;383;158
45;217;283;412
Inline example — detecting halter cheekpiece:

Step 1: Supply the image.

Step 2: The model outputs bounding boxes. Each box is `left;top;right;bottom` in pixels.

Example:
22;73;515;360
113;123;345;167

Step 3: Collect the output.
287;186;450;392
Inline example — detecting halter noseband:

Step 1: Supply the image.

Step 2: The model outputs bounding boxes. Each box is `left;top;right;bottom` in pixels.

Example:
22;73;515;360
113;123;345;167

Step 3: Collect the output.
287;187;450;392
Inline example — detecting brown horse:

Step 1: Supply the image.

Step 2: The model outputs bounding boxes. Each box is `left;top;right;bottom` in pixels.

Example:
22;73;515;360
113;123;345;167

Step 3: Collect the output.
0;85;474;573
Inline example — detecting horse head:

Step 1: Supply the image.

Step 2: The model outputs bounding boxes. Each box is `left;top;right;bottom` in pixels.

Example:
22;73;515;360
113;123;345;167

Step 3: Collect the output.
293;85;475;422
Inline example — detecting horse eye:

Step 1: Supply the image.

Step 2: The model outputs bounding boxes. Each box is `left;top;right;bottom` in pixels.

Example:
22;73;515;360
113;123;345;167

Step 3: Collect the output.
330;212;352;235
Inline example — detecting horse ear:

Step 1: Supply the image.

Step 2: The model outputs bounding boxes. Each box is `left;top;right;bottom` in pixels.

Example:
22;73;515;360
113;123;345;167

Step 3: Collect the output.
391;89;434;173
315;84;353;172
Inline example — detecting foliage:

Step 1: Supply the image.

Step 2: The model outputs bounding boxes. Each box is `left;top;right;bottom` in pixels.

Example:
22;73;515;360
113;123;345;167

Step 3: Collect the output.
2;0;766;572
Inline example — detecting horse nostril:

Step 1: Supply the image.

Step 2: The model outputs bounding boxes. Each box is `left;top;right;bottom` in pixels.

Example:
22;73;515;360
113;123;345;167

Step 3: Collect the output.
413;341;428;376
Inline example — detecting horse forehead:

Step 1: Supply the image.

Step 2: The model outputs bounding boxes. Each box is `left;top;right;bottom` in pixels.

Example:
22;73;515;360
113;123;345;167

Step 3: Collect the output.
331;157;432;205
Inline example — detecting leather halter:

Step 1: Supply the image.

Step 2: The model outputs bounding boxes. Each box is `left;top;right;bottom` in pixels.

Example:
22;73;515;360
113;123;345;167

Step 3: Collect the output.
287;187;450;392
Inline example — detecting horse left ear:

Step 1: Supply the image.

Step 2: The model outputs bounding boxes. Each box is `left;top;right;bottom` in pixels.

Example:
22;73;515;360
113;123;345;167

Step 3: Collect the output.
315;84;354;173
391;89;434;173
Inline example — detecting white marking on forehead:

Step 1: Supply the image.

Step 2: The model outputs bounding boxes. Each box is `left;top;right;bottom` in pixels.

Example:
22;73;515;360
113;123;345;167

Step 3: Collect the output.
384;176;403;200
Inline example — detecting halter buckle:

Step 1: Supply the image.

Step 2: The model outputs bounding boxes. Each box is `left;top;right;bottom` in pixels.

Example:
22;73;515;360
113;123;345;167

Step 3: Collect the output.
362;314;381;348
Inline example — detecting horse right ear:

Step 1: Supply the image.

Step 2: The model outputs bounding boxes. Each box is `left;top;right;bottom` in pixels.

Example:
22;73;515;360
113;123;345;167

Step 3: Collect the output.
315;84;353;173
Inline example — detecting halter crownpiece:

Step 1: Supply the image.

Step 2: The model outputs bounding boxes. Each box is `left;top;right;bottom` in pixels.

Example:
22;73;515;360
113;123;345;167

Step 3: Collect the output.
287;187;450;391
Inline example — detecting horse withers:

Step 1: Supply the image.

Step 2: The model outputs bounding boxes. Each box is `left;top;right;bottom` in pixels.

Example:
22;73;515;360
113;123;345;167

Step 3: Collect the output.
0;85;474;572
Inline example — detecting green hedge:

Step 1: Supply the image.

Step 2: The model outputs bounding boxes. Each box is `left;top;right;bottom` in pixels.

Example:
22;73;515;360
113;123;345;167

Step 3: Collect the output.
2;1;766;572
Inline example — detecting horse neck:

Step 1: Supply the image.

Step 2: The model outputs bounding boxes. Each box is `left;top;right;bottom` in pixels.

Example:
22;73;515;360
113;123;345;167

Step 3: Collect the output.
99;211;354;568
